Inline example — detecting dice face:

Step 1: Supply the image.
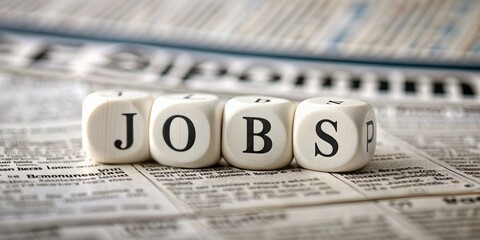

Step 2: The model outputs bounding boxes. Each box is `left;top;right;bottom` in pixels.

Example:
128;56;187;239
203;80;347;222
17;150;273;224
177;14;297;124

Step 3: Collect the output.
149;93;223;168
293;97;376;172
222;96;295;170
82;90;153;163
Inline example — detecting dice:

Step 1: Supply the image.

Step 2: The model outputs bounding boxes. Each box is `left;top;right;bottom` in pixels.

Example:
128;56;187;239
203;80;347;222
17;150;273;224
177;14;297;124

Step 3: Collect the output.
82;90;153;163
82;90;377;172
293;97;376;172
149;93;223;168
222;96;295;170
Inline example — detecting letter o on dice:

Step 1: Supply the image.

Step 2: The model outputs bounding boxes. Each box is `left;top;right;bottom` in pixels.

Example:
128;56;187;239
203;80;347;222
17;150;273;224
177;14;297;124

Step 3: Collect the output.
149;93;223;168
82;90;153;163
222;96;295;170
293;97;376;172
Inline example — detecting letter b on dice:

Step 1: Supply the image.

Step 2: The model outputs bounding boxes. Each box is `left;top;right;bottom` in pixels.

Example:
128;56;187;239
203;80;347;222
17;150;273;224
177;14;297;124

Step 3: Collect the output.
293;97;376;172
222;96;295;170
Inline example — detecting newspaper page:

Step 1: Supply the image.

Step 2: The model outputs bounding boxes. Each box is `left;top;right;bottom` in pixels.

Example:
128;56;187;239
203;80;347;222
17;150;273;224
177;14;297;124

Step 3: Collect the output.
381;194;480;240
377;104;480;183
0;34;479;239
0;0;479;65
0;76;180;232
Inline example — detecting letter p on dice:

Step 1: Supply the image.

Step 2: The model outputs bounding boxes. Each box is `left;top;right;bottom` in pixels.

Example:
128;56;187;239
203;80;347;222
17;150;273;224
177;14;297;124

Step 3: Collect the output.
82;90;153;163
293;97;376;172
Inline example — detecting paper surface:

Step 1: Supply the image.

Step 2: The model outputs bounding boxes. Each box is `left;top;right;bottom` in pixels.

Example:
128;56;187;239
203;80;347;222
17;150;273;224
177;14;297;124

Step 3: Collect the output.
0;0;479;65
0;33;479;239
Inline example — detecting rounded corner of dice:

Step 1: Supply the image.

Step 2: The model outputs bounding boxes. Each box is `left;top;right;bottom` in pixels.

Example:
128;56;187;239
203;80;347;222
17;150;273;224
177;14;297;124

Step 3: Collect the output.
82;91;377;172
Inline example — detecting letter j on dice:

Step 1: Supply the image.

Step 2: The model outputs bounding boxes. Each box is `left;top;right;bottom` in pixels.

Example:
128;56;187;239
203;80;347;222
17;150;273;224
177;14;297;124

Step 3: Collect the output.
293;97;376;172
82;90;153;163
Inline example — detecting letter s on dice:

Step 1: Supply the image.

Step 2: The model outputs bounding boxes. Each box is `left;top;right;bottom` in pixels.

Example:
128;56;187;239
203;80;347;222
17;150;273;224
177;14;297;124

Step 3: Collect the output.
82;91;376;172
293;97;376;172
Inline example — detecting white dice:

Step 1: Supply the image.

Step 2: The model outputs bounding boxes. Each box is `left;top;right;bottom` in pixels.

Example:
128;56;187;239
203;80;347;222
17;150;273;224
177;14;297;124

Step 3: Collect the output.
82;90;377;172
222;96;295;170
82;90;153;163
293;97;376;172
149;93;223;168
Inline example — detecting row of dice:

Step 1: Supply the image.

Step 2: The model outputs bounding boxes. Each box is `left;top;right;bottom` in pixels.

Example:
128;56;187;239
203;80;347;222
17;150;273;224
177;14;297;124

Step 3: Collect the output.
82;91;376;172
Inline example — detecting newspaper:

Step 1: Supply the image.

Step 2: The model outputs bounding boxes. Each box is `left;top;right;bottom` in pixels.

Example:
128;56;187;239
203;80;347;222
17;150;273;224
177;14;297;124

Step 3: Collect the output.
0;0;479;65
0;36;480;239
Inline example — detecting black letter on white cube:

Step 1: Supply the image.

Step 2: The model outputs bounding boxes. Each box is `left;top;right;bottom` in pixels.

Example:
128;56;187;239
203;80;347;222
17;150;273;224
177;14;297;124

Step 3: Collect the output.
162;115;196;152
114;113;137;150
243;117;272;154
314;119;339;157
